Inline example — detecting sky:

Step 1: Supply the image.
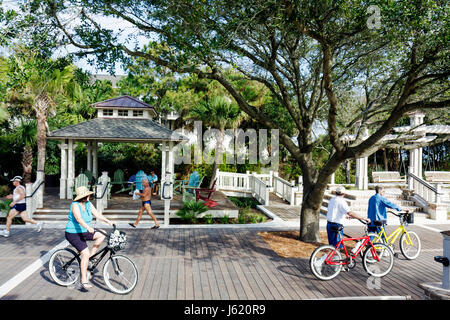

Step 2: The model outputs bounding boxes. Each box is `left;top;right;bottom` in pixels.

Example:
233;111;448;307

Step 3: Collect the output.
1;0;148;76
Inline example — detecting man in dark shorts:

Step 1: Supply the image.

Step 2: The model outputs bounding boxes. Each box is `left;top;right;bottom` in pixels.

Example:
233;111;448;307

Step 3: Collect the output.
129;178;160;229
1;176;42;237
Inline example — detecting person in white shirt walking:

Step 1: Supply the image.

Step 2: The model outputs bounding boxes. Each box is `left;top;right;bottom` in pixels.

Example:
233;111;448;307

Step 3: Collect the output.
326;186;370;248
1;176;42;237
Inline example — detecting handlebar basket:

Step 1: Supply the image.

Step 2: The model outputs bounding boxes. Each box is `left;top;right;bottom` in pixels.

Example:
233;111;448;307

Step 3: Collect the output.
108;230;127;251
405;212;414;224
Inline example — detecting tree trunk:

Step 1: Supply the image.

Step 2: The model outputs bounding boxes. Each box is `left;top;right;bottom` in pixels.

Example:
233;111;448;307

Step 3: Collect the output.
35;94;50;186
391;149;399;172
383;148;388;171
209;129;224;188
21;144;33;184
299;172;331;243
345;159;351;184
299;153;341;243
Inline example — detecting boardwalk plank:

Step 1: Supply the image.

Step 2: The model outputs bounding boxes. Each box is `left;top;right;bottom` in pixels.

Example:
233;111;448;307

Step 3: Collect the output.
0;225;446;300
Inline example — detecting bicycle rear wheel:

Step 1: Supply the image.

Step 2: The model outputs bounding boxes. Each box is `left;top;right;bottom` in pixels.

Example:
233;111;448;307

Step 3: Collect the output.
49;248;80;286
400;231;421;260
103;254;138;294
362;243;394;277
310;245;343;281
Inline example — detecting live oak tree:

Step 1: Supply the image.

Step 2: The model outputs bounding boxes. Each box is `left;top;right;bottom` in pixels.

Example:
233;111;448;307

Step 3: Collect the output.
7;0;449;242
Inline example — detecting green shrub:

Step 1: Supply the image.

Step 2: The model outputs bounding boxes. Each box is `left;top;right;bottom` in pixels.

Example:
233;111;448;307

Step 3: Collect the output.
237;207;267;224
0;185;10;197
220;215;230;224
176;200;209;224
228;196;259;209
204;214;214;224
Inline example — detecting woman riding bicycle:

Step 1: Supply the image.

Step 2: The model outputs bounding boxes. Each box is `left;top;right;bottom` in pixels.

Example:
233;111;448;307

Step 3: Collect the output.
65;186;114;290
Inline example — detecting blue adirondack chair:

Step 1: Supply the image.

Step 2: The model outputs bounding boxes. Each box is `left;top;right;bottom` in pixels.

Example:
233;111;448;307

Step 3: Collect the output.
135;170;147;191
174;171;198;194
181;171;205;201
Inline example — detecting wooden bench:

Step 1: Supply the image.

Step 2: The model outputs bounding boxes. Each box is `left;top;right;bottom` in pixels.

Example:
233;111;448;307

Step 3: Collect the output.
372;171;405;183
425;171;450;183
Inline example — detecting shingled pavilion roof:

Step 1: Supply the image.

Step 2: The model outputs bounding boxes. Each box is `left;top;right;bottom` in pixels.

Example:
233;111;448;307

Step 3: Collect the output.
47;118;186;143
92;95;158;117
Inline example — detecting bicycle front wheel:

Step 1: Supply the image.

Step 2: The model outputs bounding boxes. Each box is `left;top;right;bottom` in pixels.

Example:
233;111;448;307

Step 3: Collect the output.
362;243;394;277
49;248;80;286
310;245;342;281
400;231;421;260
103;254;138;294
364;233;384;263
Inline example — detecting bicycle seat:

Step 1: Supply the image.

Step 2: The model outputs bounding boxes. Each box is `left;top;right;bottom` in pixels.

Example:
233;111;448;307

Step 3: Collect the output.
373;220;387;226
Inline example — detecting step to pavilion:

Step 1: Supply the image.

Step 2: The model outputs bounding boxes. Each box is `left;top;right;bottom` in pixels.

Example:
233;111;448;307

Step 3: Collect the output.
320;188;432;222
32;209;169;224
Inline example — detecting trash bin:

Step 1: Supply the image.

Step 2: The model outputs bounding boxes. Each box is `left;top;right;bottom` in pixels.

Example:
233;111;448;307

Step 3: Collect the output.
420;230;450;299
434;231;450;290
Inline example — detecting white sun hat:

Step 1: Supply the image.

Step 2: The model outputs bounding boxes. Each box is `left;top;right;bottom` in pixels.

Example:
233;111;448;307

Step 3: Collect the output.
335;186;346;195
74;186;94;201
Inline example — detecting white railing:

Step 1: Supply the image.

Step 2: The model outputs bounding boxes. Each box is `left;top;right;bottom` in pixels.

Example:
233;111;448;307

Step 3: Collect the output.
250;171;273;188
95;172;110;214
408;172;442;203
216;169;302;206
249;175;270;205
273;173;296;205
216;171;250;191
25;180;45;219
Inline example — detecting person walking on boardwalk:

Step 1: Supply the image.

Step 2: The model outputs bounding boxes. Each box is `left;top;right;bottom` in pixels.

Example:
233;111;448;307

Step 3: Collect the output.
326;186;370;248
1;176;42;238
65;186;115;290
129;178;160;229
367;185;402;234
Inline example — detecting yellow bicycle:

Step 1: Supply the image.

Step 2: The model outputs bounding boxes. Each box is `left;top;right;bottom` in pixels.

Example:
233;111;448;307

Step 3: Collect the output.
368;210;421;260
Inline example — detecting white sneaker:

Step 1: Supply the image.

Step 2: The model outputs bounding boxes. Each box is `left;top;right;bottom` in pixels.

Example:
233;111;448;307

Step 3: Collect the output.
1;230;10;237
36;222;43;232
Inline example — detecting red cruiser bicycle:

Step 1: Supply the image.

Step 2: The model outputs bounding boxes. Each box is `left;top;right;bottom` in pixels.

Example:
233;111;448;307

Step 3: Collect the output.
309;220;394;281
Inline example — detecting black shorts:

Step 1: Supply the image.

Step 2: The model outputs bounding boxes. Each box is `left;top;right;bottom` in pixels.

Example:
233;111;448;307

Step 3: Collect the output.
65;231;95;253
12;203;26;212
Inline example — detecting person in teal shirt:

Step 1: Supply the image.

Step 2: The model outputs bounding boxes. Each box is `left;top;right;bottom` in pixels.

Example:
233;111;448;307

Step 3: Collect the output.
65;186;114;291
367;186;402;234
148;170;159;195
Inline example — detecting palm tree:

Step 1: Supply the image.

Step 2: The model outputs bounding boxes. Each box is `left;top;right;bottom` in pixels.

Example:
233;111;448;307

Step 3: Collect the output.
14;119;37;184
5;46;76;183
188;96;243;188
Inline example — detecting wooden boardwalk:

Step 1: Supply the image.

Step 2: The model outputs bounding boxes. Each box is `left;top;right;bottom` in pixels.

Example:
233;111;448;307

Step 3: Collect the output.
0;223;448;300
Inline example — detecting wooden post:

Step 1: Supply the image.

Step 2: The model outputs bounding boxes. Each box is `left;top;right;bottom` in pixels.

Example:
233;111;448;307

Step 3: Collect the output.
25;183;33;220
67;139;74;199
59;142;68;199
96;182;104;215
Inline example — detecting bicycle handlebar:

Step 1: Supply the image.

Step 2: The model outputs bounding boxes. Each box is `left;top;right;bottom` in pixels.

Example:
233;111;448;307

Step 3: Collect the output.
387;210;410;217
94;224;117;236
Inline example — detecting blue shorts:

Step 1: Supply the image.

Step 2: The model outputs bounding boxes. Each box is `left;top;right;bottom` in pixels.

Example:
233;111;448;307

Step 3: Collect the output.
142;200;151;207
12;203;26;213
326;221;344;248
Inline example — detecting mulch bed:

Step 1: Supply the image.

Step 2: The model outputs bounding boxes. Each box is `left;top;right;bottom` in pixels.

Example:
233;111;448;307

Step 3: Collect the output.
258;231;357;258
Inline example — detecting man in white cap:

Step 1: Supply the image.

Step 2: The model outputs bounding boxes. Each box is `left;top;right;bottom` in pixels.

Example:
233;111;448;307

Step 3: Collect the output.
1;176;42;237
326;186;370;248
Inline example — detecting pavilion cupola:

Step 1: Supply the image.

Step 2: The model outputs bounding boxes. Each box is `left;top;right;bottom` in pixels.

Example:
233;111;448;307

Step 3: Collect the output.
93;95;158;119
